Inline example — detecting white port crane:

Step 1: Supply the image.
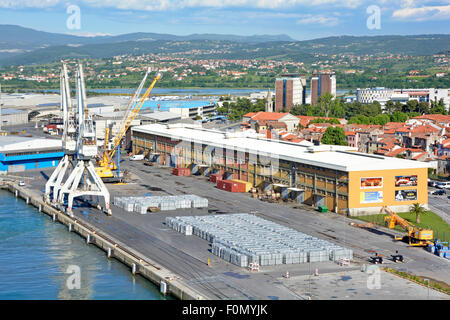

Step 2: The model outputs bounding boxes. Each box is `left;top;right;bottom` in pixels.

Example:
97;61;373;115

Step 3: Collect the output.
45;62;77;203
45;62;111;217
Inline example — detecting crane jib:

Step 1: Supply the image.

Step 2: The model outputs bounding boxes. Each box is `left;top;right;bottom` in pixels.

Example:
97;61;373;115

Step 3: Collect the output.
105;73;161;164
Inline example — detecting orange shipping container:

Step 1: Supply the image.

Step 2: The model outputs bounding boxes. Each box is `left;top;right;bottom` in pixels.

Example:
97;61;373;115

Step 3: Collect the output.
217;180;246;192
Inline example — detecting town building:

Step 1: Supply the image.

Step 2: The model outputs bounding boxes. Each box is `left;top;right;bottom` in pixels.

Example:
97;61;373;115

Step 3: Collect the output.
275;75;306;111
131;123;430;216
356;87;450;110
265;89;274;113
242;112;300;132
310;72;336;106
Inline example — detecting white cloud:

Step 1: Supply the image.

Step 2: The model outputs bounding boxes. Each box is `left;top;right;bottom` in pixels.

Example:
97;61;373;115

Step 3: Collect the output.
66;31;112;37
392;4;450;21
296;14;339;25
82;0;363;11
0;0;61;8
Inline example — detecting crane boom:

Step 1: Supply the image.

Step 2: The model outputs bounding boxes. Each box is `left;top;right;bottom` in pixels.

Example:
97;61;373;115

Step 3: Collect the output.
96;69;161;178
108;72;161;164
381;206;433;246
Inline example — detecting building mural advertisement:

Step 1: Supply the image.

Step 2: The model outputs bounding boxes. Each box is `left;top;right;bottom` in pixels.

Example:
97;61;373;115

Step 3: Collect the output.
360;191;383;203
360;177;383;189
395;175;417;187
395;189;417;201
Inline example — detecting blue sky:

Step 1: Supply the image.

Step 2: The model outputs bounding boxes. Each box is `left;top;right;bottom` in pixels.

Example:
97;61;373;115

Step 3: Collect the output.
0;1;448;40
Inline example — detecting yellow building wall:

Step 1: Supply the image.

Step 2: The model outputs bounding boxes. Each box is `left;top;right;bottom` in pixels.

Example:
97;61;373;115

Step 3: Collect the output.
348;168;428;209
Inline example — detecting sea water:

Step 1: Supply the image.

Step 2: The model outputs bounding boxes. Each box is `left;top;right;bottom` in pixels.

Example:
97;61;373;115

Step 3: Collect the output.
0;190;172;300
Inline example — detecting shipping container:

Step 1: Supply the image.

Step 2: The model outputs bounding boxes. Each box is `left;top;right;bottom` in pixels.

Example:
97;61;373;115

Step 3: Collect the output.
209;173;223;183
217;180;246;193
231;179;252;192
172;167;191;176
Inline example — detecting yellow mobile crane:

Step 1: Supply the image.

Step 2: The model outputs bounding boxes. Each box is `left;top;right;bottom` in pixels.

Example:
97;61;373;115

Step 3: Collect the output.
95;68;161;180
381;206;434;247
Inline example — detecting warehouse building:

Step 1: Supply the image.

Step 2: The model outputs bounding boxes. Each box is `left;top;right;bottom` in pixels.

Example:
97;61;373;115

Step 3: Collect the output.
0;108;29;126
0;136;63;174
131;123;430;216
139;100;217;119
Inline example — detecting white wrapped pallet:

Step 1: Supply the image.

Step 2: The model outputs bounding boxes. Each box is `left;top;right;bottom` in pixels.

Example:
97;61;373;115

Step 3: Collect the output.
167;213;353;267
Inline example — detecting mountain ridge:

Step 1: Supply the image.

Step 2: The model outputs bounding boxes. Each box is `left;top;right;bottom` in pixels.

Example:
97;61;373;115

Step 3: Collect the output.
0;24;449;66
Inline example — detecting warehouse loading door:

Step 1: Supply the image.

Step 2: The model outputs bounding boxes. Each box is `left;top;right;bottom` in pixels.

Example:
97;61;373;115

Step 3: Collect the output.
8;165;25;173
315;195;325;208
170;155;176;168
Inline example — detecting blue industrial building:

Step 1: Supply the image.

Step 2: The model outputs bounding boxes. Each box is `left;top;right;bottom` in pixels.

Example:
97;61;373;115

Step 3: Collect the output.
0;136;63;174
137;100;217;119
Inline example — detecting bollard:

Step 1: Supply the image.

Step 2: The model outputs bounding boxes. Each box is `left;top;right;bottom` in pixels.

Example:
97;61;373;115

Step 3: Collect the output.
86;234;90;244
160;281;167;295
132;263;137;275
107;248;112;258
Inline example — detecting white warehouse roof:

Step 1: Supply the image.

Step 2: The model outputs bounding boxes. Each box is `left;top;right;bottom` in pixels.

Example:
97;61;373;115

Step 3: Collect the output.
0;136;62;153
132;124;431;172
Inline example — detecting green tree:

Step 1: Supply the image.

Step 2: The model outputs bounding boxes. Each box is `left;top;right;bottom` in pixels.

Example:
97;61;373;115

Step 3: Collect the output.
390;111;409;123
430;98;447;115
384;100;395;114
318;93;334;118
417;101;429;114
321;127;348;146
409;203;427;224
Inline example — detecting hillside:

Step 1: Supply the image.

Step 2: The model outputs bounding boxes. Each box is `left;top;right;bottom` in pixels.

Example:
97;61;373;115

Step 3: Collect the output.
0;24;294;61
0;25;449;67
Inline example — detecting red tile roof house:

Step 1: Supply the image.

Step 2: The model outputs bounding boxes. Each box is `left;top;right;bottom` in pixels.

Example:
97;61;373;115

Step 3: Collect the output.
242;112;300;132
300;126;327;144
370;136;402;155
437;138;450;157
349;125;384;153
344;131;358;148
410;114;450;127
382;146;407;157
437;155;450;175
255;120;287;134
401;124;442;157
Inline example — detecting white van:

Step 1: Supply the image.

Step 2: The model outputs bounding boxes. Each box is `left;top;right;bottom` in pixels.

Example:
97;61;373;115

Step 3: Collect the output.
129;154;144;161
436;181;450;189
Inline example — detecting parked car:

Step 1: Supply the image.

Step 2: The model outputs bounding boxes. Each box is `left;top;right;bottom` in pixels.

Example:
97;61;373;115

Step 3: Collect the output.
431;189;446;195
18;180;25;186
436;182;450;189
428;180;438;187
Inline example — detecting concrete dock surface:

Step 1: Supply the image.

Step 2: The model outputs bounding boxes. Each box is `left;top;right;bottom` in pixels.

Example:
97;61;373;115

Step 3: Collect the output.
7;160;450;300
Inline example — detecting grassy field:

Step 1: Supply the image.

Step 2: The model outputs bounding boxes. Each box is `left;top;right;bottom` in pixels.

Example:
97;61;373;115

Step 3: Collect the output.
354;210;450;243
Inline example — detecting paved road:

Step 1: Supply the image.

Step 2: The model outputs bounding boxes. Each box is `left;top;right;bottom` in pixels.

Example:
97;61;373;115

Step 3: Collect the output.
428;187;450;225
121;161;450;285
14;162;450;300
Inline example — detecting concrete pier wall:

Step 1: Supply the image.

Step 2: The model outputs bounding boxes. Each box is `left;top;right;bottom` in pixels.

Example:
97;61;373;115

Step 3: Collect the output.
1;180;207;301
